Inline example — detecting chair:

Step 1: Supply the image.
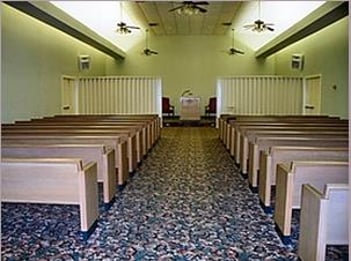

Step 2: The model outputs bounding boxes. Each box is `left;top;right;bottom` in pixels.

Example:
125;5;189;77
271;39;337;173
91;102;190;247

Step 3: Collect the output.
162;97;175;117
205;97;216;116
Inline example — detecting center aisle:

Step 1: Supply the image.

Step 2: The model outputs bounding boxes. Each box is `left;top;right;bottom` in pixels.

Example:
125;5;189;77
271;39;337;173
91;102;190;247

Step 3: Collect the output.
95;127;298;260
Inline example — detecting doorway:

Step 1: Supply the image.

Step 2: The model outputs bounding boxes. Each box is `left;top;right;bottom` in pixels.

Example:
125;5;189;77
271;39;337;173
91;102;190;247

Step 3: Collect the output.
304;75;322;115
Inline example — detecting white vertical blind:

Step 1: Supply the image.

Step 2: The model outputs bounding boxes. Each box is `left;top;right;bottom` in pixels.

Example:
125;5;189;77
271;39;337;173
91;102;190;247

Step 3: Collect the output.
217;75;303;117
73;76;161;116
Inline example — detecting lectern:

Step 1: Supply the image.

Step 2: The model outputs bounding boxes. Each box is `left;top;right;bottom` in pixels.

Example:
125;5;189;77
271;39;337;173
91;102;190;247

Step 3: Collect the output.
180;96;201;121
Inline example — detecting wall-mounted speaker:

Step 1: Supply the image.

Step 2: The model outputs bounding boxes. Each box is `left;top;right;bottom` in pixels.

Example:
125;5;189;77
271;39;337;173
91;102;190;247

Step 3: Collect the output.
78;55;90;71
291;54;304;70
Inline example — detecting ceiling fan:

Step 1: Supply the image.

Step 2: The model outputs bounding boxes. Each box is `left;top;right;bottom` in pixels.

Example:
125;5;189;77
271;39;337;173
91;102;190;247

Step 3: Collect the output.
143;29;158;56
244;1;274;32
169;1;209;15
228;29;244;55
116;2;140;34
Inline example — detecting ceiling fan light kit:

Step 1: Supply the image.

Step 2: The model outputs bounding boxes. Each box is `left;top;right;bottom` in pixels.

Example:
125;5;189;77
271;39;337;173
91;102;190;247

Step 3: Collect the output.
244;1;274;33
116;2;140;34
116;22;140;34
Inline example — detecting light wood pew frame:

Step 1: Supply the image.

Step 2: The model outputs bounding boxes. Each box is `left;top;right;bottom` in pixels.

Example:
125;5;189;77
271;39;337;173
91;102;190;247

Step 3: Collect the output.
234;122;348;161
230;118;345;154
256;138;348;211
11;121;146;163
2;143;116;208
223;115;341;149
242;130;348;174
298;183;349;261
39;114;160;149
2;128;138;175
1;157;99;240
2;135;129;187
14;118;154;159
274;161;348;243
238;126;348;175
248;140;348;190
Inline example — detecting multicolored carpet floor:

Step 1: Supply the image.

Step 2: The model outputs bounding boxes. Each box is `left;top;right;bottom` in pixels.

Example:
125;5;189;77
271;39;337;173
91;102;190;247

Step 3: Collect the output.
2;127;348;260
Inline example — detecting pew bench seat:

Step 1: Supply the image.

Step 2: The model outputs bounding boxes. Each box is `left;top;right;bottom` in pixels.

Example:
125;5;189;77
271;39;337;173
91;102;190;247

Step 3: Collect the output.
2;143;116;208
273;161;348;243
1;135;129;187
256;139;348;210
1;157;99;240
253;146;348;192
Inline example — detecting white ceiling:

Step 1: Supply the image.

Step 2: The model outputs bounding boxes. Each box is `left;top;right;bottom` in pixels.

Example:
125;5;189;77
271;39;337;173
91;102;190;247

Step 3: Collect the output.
52;1;326;52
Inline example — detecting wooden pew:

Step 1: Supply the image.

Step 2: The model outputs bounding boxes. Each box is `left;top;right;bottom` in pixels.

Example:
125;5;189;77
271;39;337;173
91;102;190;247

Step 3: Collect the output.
255;137;348;210
253;145;348;191
22;116;158;154
1;127;138;174
40;114;161;149
238;130;347;169
2;135;129;186
228;120;347;156
274;161;348;243
239;130;348;175
226;120;347;152
1;157;99;240
10;121;147;162
248;138;348;189
2;143;116;208
223;115;341;148
298;183;349;261
3;124;142;165
238;126;348;171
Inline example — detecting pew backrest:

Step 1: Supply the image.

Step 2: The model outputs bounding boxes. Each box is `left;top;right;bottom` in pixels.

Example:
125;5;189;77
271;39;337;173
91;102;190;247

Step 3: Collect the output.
298;183;349;261
2;143;116;204
1;157;99;236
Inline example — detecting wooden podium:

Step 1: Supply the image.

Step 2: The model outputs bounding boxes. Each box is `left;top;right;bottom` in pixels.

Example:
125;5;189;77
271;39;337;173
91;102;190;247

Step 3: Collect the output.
180;96;201;121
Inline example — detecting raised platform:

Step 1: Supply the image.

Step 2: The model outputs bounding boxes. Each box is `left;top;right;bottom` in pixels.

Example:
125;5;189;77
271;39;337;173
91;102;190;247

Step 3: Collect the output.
162;116;216;127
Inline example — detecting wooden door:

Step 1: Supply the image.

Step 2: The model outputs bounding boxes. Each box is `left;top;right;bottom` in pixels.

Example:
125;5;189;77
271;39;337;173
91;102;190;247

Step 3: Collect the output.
304;75;321;115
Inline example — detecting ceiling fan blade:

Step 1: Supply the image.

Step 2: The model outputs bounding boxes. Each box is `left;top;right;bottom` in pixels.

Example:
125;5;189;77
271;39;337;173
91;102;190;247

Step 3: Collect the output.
196;6;207;13
229;48;244;55
168;5;183;12
243;24;255;29
266;26;274;31
126;25;140;30
144;48;158;55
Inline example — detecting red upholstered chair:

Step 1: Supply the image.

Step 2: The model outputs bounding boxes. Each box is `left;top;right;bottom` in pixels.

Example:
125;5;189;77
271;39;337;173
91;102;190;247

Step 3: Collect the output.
162;97;175;116
205;97;216;116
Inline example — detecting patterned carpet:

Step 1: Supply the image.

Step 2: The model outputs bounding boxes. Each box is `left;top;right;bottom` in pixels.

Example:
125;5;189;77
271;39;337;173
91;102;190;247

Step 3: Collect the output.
1;127;348;260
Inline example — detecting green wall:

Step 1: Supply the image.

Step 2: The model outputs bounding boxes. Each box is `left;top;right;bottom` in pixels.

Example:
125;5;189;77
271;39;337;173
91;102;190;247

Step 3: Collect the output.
274;17;349;118
1;4;112;123
106;35;275;114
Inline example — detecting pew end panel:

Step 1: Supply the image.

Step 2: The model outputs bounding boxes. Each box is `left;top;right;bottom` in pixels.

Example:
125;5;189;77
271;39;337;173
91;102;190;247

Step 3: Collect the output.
274;163;294;237
118;140;129;188
258;153;274;212
298;184;349;261
1;144;116;207
1;158;99;239
274;161;348;240
248;143;260;191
